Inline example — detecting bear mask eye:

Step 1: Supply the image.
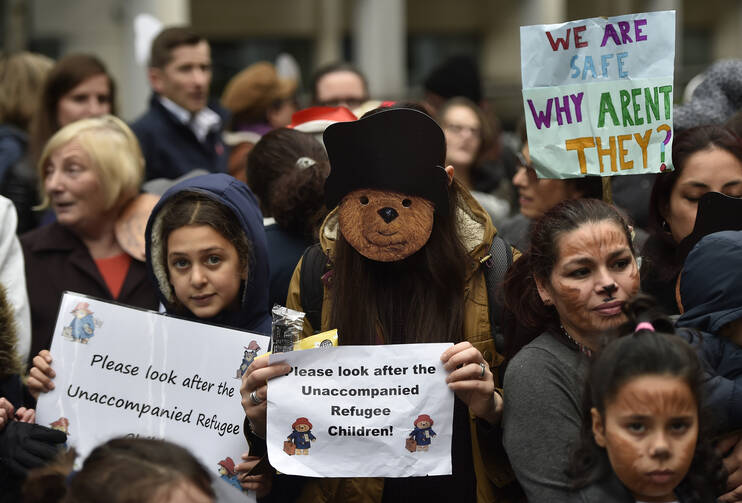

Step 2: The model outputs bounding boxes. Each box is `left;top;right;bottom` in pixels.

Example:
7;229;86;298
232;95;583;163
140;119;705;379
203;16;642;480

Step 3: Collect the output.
402;199;412;207
359;196;369;205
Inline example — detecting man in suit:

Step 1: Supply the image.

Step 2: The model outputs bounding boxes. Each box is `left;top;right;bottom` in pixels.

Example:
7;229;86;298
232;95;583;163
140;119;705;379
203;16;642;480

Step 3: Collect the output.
132;26;228;181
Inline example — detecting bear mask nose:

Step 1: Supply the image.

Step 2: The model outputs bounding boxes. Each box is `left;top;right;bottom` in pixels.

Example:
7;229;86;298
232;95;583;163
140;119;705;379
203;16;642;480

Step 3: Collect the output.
378;207;398;223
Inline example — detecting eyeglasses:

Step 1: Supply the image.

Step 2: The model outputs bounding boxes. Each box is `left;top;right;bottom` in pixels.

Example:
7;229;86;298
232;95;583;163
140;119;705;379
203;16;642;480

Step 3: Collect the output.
444;123;481;137
515;152;533;170
515;152;539;180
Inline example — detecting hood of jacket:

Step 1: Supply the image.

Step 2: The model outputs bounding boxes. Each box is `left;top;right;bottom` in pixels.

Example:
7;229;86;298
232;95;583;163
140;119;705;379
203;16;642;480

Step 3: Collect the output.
145;173;271;334
677;230;742;334
318;185;497;274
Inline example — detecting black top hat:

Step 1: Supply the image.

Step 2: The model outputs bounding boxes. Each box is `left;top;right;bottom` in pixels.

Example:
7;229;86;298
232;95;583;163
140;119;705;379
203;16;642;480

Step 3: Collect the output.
323;107;450;214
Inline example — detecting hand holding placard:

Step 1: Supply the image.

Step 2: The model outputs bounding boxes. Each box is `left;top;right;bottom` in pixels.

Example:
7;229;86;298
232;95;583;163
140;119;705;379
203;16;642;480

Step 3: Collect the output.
36;292;270;487
441;341;502;425
240;356;291;438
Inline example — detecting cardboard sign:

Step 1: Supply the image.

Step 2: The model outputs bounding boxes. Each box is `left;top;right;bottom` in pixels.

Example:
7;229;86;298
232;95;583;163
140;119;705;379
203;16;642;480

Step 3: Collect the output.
521;10;675;178
266;343;454;478
36;292;269;494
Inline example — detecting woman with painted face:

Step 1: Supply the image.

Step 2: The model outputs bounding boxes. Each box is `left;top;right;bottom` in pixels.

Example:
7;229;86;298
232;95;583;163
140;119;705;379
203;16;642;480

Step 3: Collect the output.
641;125;742;315
501;198;641;502
569;297;725;503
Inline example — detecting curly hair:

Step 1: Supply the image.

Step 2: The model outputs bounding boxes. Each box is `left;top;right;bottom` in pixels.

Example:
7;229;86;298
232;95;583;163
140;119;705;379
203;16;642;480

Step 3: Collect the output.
246;127;329;240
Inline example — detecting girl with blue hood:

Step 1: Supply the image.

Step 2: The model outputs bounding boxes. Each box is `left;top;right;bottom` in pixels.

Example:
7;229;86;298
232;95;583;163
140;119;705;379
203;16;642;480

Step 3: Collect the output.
146;173;275;498
145;173;272;334
27;174;273;499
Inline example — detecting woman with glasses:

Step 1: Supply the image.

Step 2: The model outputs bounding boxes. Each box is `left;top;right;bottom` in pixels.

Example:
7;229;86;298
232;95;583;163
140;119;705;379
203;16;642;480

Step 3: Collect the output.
439;97;510;226
498;123;602;251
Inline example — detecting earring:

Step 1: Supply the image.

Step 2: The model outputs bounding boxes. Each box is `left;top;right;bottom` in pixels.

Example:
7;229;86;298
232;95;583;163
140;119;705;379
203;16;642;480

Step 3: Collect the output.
661;219;671;232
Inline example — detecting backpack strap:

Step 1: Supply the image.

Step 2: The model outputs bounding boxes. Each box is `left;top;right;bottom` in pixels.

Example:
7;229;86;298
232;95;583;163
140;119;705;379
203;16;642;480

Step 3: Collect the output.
482;234;513;354
299;243;329;333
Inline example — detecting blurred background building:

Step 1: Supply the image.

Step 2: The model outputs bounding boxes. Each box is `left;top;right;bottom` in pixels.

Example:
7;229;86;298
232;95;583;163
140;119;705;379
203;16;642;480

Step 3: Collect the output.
3;0;739;128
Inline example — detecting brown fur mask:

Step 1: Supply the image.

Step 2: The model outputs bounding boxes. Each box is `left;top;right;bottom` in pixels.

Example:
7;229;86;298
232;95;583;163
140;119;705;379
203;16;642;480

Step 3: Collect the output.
338;189;434;262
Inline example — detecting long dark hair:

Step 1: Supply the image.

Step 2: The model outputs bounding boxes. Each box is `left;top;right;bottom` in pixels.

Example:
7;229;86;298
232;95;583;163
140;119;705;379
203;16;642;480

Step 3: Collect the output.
29;53;117;162
23;437;215;503
568;295;726;502
329;179;470;345
502;198;634;359
642;125;742;283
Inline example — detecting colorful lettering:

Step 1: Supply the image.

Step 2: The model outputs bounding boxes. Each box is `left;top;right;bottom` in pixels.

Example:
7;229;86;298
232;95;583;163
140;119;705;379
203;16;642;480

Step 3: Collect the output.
527;99;553;129
565;137;596;174
598;92;619;128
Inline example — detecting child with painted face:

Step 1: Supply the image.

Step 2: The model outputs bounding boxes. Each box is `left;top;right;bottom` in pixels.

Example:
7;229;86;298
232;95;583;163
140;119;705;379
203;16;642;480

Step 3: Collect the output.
569;299;726;503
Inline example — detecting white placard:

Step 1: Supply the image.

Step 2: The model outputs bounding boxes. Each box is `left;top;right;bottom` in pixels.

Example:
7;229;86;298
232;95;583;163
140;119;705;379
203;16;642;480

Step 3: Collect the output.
36;292;269;495
266;343;454;478
520;10;675;179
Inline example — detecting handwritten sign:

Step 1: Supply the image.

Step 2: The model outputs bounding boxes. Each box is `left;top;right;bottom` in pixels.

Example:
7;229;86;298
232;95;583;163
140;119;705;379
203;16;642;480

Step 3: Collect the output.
521;10;675;178
266;343;454;477
36;292;269;494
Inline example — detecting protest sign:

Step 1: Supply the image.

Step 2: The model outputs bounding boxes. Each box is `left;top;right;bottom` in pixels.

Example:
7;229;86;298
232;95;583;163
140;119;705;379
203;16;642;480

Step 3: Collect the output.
521;10;675;178
266;343;454;478
36;292;269;494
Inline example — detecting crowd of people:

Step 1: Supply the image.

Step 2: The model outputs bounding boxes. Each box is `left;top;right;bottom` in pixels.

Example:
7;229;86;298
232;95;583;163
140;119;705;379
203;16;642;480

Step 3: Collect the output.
1;21;742;503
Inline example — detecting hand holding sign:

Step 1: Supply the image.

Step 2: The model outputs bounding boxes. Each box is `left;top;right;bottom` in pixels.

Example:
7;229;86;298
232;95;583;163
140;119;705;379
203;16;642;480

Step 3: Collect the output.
441;341;502;425
266;343;455;478
36;292;269;492
240;356;291;438
27;350;55;398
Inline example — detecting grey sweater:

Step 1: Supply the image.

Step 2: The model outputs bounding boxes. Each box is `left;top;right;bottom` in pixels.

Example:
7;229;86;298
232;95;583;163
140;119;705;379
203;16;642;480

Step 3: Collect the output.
502;332;590;503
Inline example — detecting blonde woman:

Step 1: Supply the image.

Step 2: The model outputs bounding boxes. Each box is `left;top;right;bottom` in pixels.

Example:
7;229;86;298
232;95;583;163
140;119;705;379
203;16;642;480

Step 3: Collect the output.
21;116;158;368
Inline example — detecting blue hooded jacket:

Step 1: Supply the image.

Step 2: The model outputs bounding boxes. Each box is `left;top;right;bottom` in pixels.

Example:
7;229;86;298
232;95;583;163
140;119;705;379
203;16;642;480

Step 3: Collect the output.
678;231;742;334
145;174;271;334
676;231;742;432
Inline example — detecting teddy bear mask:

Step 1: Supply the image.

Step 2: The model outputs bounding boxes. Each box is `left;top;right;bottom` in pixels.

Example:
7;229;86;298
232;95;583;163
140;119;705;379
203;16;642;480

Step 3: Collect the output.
323;108;449;262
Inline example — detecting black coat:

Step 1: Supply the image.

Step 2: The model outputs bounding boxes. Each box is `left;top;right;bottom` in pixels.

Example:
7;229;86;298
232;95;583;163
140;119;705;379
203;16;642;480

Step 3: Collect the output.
131;95;229;181
20;222;159;366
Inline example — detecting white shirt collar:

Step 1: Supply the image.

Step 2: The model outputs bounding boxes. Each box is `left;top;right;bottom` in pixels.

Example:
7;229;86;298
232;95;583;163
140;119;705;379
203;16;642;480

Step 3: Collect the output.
158;96;221;143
